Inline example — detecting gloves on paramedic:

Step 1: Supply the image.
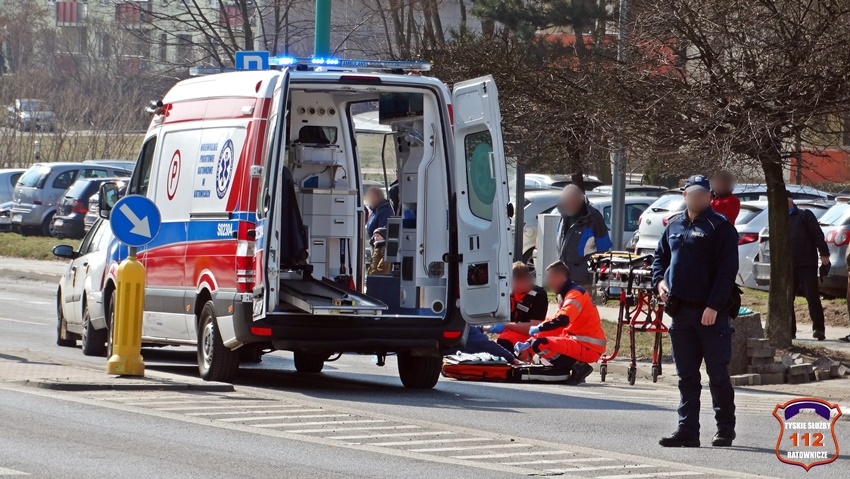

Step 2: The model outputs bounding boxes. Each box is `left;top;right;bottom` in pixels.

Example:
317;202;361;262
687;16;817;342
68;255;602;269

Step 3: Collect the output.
528;325;540;336
487;323;505;334
538;315;570;332
514;341;532;356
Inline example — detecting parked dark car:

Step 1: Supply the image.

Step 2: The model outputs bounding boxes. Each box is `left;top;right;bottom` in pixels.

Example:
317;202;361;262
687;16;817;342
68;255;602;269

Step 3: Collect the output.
54;177;124;239
84;180;127;233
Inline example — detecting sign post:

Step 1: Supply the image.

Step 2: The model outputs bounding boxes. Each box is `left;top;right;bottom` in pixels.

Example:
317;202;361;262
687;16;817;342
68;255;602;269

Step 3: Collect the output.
107;195;161;376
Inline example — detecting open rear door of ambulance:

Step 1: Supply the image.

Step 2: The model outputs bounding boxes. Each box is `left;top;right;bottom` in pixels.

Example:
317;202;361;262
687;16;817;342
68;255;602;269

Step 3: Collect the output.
451;76;512;325
254;69;290;320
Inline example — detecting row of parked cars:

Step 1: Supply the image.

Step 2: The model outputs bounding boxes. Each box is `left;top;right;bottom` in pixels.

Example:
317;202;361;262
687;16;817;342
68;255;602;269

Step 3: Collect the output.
517;176;848;295
0;161;133;238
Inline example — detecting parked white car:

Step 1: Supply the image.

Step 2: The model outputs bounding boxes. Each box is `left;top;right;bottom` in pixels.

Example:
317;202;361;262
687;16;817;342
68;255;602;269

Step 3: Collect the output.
53;218;114;356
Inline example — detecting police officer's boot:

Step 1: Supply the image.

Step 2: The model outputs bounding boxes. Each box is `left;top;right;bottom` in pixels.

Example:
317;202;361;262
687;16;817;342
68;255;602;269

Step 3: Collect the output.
659;431;700;448
711;428;736;447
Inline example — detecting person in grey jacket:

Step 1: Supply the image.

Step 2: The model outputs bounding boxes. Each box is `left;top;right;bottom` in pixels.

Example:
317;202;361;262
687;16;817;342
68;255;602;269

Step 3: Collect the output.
556;185;613;286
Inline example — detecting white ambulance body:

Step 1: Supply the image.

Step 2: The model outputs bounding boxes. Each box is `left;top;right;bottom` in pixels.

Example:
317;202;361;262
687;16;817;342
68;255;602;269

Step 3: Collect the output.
102;60;512;388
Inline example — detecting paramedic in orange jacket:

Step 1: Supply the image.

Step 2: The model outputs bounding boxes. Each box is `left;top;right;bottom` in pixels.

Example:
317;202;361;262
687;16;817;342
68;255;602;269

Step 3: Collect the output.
488;262;549;349
516;261;607;385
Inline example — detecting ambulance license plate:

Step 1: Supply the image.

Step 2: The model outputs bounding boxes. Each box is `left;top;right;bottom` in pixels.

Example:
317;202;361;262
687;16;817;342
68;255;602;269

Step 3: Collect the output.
12;214;22;223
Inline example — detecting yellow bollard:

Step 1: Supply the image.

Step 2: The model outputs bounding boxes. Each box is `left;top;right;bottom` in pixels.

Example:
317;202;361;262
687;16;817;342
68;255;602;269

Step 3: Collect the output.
107;252;145;376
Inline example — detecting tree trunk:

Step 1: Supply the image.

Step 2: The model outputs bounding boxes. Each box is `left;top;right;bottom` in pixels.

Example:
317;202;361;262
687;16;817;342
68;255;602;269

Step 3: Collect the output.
762;157;794;348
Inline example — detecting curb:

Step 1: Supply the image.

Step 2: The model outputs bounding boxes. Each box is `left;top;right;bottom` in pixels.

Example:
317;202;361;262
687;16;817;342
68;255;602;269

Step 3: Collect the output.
22;379;234;393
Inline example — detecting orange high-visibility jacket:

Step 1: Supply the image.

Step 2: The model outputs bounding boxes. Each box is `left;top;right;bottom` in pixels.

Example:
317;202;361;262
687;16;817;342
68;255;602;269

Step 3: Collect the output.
537;281;607;354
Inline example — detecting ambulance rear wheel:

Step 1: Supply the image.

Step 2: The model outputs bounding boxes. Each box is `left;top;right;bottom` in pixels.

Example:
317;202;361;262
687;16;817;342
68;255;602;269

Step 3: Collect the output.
397;353;441;389
197;301;239;382
293;352;325;373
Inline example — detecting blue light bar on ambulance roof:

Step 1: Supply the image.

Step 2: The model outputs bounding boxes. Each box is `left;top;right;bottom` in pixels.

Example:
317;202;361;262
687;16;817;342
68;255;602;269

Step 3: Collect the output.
269;56;431;72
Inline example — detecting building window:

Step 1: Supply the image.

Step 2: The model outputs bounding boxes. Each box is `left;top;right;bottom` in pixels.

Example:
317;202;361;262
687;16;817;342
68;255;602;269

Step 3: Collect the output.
159;33;167;62
177;34;194;63
98;32;111;59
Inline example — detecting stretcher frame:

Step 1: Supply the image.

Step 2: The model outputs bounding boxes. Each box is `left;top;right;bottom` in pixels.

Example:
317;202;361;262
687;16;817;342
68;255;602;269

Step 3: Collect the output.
590;252;668;385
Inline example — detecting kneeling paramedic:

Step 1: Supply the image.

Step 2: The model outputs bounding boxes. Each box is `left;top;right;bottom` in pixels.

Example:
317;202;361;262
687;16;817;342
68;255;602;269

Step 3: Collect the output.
488;262;549;350
652;175;738;448
515;261;607;385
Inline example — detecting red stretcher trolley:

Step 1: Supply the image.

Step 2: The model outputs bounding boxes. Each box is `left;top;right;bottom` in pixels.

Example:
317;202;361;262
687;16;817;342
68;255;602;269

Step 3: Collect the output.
590;252;668;385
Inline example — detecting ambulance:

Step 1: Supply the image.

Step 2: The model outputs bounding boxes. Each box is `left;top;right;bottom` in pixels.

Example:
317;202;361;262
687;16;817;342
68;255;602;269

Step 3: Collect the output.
98;57;513;388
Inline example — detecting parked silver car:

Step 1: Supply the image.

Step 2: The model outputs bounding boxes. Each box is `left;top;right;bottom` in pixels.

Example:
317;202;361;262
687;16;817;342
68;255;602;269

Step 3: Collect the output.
11;161;132;236
741;200;832;289
753;200;845;296
0;168;25;203
53;219;115;356
6;99;57;132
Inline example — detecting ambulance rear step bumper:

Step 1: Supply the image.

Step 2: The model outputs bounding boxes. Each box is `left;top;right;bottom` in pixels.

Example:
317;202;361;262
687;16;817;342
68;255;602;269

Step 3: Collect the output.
279;277;388;315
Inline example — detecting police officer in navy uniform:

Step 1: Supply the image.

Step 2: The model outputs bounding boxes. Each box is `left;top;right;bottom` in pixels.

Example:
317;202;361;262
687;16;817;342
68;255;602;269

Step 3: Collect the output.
652;175;739;448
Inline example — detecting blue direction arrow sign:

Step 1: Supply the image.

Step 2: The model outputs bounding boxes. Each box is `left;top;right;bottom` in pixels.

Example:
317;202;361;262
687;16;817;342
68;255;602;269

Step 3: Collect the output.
110;195;162;248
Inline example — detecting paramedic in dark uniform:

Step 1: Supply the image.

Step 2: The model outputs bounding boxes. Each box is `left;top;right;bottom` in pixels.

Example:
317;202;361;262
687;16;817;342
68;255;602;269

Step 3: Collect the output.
515;261;607;385
652;175;739;448
488;262;549;350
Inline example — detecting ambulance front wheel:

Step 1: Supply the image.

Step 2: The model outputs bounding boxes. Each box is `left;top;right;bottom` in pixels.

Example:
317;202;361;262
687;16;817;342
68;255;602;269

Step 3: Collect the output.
197;301;239;382
397;353;442;389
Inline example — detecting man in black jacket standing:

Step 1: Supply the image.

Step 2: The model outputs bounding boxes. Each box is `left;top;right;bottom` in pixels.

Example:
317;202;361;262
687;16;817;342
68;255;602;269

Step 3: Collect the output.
652;175;738;448
788;199;830;340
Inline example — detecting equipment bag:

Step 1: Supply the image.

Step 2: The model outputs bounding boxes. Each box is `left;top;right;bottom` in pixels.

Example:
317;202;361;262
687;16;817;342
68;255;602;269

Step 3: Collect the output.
442;355;516;381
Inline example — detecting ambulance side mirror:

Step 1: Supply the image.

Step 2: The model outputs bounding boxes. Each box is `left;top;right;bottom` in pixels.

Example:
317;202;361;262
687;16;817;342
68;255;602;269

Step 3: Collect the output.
98;182;120;219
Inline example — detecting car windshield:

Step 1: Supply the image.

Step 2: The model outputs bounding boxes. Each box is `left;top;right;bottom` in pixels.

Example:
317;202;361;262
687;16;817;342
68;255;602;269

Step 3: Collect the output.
735;207;763;225
649;193;685;212
66;179;97;198
819;203;850;226
16;166;50;188
19;100;44;111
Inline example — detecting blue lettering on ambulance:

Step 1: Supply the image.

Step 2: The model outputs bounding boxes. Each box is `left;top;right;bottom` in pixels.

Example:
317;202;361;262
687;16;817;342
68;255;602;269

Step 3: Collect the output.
200;143;219;152
199;155;216;163
197;166;214;175
193;190;211;198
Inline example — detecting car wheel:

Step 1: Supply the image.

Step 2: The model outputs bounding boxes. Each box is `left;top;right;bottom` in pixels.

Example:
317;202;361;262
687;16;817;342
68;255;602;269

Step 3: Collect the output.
197;300;239;382
293;351;325;373
56;293;75;347
106;290;115;359
397;353;442;389
81;303;107;357
42;213;56;237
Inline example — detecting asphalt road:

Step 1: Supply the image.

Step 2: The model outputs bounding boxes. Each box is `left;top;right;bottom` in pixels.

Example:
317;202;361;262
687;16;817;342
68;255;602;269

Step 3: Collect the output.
0;278;848;478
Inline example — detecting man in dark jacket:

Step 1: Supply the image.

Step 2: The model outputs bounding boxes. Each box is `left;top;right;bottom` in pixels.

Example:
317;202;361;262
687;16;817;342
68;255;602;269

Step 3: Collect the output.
365;187;392;245
788;199;830;340
557;185;613;286
653;175;739;448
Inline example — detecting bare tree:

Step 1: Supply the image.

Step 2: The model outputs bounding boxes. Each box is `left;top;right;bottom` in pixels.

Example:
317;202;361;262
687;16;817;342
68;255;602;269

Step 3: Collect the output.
613;0;850;346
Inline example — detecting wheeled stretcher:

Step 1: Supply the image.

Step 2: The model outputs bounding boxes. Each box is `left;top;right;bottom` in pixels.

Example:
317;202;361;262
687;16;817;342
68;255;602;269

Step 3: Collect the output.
590;252;668;385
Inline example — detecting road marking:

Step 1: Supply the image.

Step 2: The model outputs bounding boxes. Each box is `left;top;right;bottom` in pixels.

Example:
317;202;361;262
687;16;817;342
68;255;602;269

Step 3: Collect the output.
218;413;349;422
23;301;50;305
187;409;310;417
287;425;420;434
0;318;48;326
503;458;614;466
549;464;658;472
132;400;273;406
256;419;385;428
328;431;450;440
597;472;704;479
0;468;28;476
370;437;491;447
453;450;573;460
157;404;282;411
410;443;531;453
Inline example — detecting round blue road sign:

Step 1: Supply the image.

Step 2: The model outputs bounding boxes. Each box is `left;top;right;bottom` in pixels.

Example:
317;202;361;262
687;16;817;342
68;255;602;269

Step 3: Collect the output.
109;195;162;247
